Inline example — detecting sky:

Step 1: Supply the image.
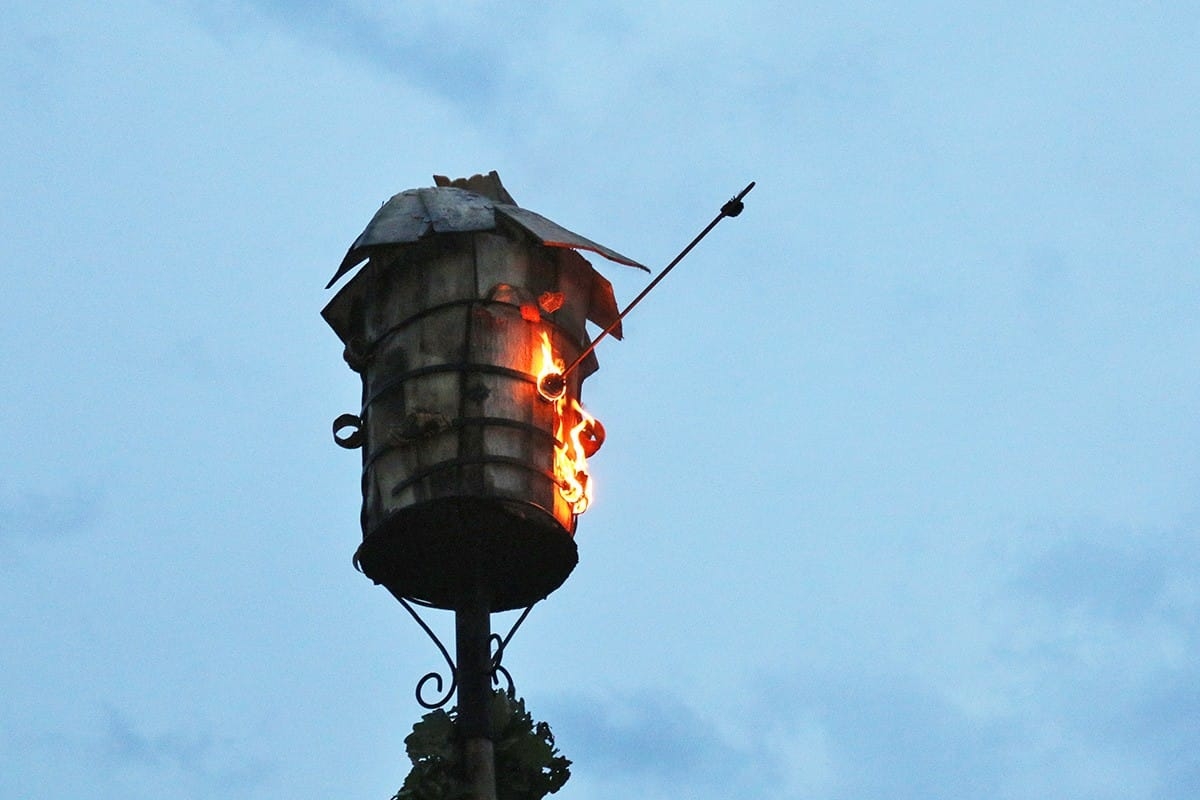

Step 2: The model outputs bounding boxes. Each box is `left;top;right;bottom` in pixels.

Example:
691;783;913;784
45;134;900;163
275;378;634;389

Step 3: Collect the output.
2;2;1198;799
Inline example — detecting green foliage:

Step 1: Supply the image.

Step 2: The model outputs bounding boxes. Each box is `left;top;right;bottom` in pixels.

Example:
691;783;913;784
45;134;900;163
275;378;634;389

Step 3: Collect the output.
392;692;571;800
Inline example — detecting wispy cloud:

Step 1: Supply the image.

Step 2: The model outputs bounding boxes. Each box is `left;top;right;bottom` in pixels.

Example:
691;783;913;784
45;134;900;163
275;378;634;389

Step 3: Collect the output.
191;0;501;107
991;525;1200;796
1017;538;1171;622
547;689;770;797
0;485;102;547
755;670;1009;800
104;707;213;771
1125;675;1200;793
4;707;275;798
100;707;274;795
0;24;66;110
738;525;1200;800
1009;524;1199;631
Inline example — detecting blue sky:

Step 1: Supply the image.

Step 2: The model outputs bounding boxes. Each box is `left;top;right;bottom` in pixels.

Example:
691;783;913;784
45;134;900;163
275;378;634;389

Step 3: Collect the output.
3;2;1198;799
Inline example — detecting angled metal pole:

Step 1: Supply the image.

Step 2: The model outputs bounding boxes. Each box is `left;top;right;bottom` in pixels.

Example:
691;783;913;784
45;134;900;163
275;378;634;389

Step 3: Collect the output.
545;180;755;393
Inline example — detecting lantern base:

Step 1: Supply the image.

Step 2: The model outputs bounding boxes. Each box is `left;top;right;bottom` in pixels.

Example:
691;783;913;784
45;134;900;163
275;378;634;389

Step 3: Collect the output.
353;497;578;612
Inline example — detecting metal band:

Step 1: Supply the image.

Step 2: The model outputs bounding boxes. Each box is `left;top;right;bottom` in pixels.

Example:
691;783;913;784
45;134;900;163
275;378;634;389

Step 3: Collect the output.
353;299;585;363
351;299;501;361
362;363;539;412
388;456;561;498
361;416;558;472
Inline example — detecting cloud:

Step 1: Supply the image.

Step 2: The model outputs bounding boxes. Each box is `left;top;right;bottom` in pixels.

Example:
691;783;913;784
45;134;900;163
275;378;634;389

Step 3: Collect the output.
534;531;1197;800
190;0;502;107
2;707;275;799
104;707;211;772
990;527;1200;797
1008;525;1199;637
751;658;1200;800
742;519;1200;800
756;669;1009;800
0;485;102;547
1125;677;1200;794
546;689;770;797
1015;537;1172;622
0;24;65;110
100;707;274;795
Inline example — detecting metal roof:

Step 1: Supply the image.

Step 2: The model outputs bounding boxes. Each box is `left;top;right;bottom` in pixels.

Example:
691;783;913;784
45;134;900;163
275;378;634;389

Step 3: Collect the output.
327;185;648;289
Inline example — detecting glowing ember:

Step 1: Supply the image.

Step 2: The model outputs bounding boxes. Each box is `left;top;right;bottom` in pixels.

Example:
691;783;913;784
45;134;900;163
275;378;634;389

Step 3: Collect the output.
534;332;603;515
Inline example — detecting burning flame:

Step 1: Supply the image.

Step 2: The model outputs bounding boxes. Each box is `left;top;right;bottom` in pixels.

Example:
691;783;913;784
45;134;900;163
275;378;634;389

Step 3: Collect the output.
535;331;565;401
535;332;602;515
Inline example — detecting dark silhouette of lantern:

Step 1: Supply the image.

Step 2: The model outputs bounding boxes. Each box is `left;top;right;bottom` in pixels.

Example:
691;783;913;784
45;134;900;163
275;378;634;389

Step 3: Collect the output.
323;173;646;612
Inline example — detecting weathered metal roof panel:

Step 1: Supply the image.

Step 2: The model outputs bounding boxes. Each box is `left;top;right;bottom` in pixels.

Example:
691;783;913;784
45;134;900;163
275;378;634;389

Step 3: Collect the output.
421;186;497;234
328;182;646;289
351;190;430;245
495;204;647;272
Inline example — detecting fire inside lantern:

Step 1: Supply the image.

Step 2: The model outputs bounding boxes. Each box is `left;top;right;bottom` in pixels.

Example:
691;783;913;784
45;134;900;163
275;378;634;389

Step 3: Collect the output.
323;172;645;611
534;331;604;515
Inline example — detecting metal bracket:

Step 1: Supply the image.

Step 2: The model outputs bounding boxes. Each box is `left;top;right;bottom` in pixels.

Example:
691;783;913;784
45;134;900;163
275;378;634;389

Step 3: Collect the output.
389;588;537;709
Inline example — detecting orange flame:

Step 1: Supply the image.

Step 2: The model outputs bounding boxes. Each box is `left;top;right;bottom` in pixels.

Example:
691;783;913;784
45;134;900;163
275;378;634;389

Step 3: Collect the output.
535;332;601;515
535;332;565;399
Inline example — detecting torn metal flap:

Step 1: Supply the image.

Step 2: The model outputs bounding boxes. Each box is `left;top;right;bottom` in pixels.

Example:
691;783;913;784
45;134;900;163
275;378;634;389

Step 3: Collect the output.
576;332;600;380
588;275;623;340
555;248;623;339
496;204;648;273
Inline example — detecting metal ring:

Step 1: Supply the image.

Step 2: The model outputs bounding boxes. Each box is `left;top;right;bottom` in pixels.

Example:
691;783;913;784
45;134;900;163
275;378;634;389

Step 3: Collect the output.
332;413;364;449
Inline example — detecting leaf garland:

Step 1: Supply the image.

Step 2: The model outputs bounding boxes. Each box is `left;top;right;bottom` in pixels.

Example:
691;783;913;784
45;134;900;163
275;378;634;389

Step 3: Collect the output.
392;692;571;800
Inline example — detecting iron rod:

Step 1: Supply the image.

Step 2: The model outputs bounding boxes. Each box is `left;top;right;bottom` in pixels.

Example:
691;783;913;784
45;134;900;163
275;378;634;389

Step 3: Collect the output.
558;180;755;380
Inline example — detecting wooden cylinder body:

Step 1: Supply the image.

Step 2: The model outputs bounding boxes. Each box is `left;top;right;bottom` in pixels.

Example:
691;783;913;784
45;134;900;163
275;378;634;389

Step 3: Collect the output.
323;231;600;610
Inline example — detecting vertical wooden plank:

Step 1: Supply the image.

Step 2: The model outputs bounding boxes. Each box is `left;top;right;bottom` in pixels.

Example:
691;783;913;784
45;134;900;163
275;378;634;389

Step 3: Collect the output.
473;232;531;299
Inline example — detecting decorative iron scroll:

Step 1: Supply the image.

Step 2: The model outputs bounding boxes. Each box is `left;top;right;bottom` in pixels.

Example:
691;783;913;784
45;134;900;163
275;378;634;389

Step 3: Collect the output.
489;603;535;697
389;591;537;710
489;634;515;697
393;593;458;709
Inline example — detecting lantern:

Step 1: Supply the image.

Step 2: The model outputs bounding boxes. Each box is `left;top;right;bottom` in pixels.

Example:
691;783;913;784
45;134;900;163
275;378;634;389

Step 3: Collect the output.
322;172;645;612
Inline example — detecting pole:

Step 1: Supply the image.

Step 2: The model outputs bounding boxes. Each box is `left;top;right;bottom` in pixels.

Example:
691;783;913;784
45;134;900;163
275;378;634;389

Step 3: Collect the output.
455;587;497;800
